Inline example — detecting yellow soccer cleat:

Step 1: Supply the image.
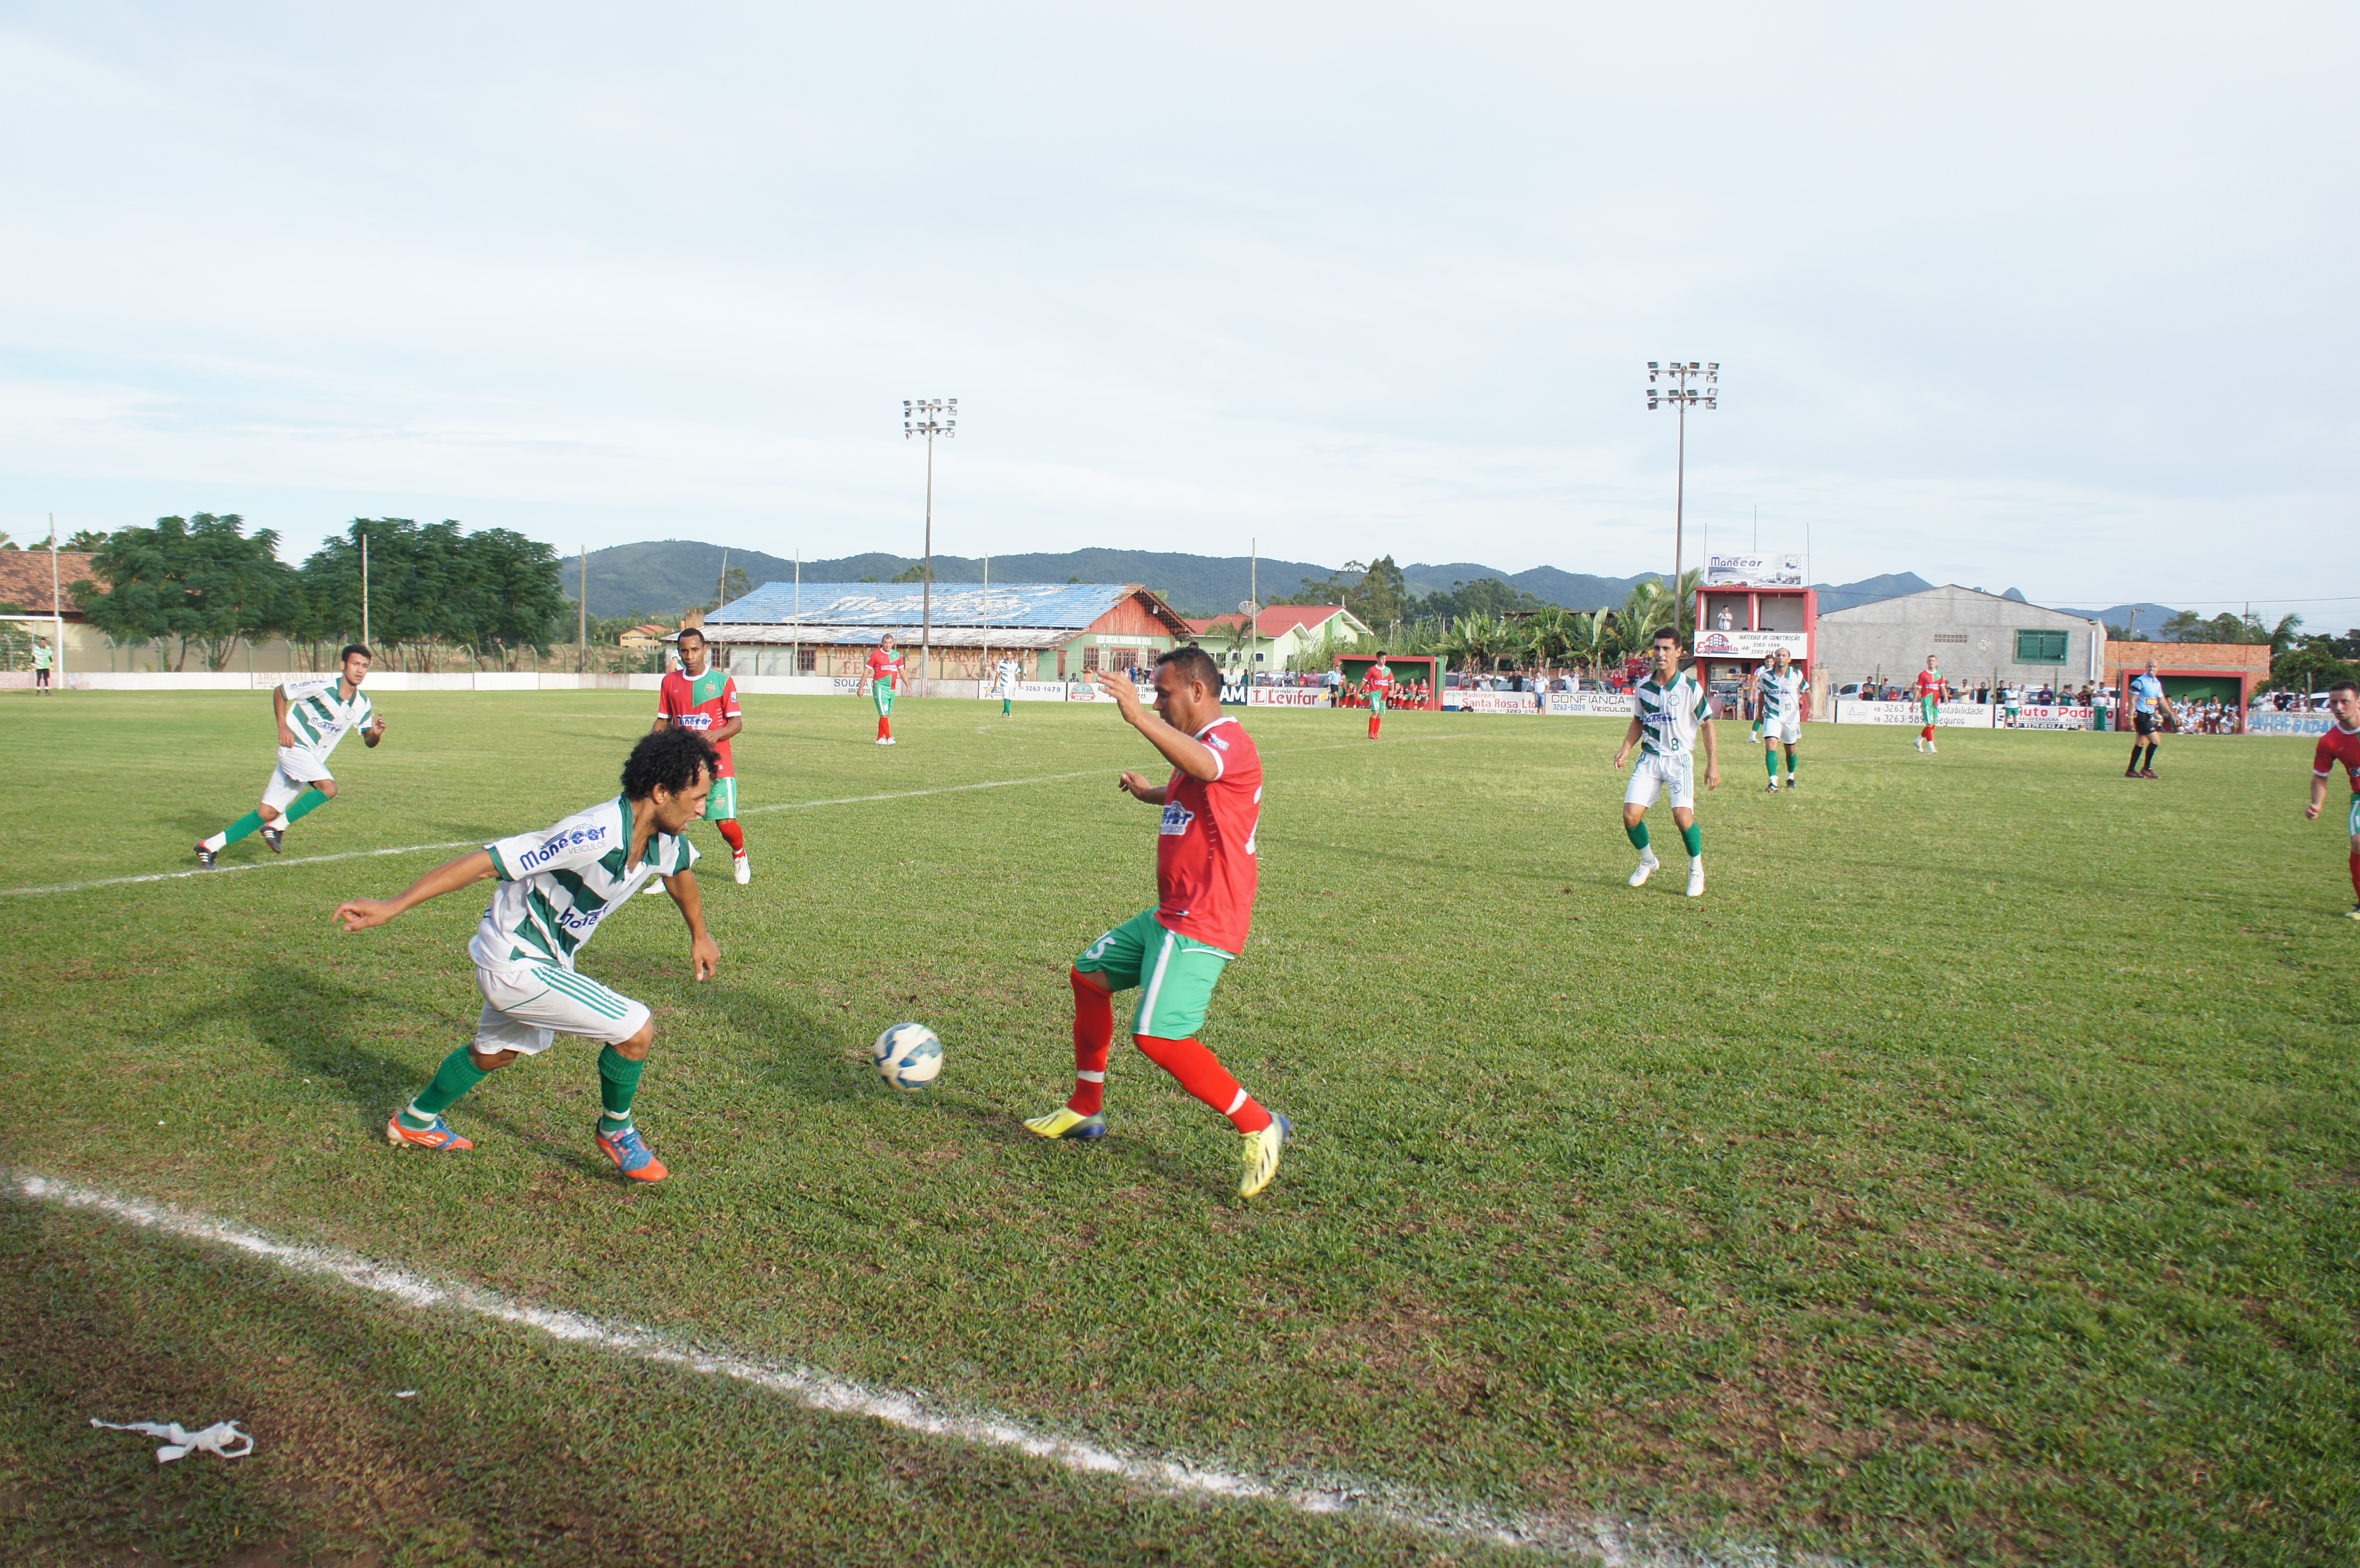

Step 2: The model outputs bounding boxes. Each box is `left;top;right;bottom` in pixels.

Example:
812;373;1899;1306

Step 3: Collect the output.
1238;1113;1291;1198
1023;1107;1106;1140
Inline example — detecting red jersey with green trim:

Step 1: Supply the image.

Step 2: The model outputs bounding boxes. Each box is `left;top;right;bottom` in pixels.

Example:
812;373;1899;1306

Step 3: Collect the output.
657;667;741;776
1365;663;1395;700
1155;717;1263;955
1915;670;1947;701
2314;723;2360;792
866;648;905;690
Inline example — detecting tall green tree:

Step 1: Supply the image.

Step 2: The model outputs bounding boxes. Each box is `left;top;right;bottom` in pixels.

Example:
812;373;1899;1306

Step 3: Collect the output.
295;519;566;670
70;513;300;670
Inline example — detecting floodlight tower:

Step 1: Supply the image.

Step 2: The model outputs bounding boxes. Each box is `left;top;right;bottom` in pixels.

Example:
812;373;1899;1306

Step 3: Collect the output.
903;398;957;698
1647;361;1718;637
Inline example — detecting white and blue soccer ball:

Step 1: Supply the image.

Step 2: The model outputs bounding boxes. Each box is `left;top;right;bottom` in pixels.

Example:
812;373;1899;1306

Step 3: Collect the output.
871;1023;944;1092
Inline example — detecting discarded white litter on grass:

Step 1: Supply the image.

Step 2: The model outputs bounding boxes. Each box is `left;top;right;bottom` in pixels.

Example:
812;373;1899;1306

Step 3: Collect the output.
91;1418;253;1462
395;1390;419;1398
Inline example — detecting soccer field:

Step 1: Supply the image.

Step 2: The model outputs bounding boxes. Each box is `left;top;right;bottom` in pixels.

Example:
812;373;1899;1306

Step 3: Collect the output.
1;690;2353;1566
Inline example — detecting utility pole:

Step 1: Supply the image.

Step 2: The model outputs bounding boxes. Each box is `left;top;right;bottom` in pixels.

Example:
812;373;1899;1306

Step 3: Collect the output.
361;529;370;650
49;514;62;693
1242;539;1261;693
904;398;957;698
578;546;588;674
1647;361;1718;641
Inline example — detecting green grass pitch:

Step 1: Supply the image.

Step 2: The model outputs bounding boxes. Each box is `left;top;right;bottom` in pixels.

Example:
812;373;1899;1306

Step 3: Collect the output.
0;690;2353;1566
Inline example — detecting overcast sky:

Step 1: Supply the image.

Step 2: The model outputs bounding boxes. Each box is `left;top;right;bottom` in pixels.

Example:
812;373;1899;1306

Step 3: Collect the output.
2;2;2353;613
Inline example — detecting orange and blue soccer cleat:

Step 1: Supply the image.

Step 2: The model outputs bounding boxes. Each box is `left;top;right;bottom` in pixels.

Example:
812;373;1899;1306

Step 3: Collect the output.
385;1114;473;1151
595;1122;669;1182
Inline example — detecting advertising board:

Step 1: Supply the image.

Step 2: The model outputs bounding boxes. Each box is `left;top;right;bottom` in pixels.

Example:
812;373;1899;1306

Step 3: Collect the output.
1832;700;1994;727
1693;629;1810;661
2247;713;2335;736
1248;686;1328;707
1706;553;1803;587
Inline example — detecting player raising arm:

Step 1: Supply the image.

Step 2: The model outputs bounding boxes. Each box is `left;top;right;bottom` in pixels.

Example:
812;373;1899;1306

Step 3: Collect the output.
1613;626;1721;896
339;729;723;1183
196;644;385;867
1022;645;1291;1199
2303;678;2360;919
654;626;750;883
866;633;907;745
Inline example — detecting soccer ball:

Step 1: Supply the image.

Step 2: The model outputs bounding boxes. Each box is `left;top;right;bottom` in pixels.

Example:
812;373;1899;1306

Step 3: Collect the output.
871;1023;944;1092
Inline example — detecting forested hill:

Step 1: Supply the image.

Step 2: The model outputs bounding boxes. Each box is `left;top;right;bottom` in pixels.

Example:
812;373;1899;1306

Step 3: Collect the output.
568;539;2085;623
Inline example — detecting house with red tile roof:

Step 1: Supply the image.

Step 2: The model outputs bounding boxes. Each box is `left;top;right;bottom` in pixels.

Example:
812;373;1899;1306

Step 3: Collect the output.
1182;604;1374;674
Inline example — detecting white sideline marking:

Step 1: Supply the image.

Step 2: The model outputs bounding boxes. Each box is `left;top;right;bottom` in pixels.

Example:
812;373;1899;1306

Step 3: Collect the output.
12;1171;1797;1568
0;734;1483;900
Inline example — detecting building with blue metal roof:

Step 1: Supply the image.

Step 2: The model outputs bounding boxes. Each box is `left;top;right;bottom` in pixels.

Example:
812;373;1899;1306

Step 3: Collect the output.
694;581;1194;683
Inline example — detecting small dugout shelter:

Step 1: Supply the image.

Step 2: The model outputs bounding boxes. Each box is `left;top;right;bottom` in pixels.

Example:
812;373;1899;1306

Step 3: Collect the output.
698;581;1194;684
1693;558;1819;716
2103;640;2271;733
1334;653;1442;710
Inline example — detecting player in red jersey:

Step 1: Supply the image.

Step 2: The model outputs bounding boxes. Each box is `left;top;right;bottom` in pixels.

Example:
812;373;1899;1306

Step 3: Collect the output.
1913;656;1948;753
1363;652;1396;739
653;627;750;883
864;634;906;745
1022;645;1290;1198
2303;679;2360;919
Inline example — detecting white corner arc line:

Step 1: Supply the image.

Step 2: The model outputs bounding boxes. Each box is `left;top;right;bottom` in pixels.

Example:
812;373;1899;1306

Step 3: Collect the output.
10;1172;1792;1568
0;734;1485;900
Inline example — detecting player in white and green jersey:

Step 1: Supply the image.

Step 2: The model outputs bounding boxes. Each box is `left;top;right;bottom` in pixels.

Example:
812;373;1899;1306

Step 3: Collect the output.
1753;646;1809;791
196;644;385;867
335;729;723;1184
1612;625;1721;896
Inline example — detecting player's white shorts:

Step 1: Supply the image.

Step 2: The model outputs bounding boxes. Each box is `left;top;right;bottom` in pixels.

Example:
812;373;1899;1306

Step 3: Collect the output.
472;962;651;1056
1623;751;1695;810
261;746;334;812
1758;714;1801;746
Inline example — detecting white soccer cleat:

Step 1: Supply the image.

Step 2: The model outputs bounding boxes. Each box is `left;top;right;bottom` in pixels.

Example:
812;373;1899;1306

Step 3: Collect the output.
1628;852;1659;888
1686;858;1706;897
1913;737;1925;752
1928;742;1939;754
732;853;751;885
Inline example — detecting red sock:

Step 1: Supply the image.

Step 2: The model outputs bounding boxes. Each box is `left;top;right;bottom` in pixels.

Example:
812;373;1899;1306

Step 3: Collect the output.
1067;969;1113;1115
1921;724;1934;742
878;715;892;740
1368;713;1380;738
716;819;745;856
2348;848;2359;903
1133;1034;1270;1133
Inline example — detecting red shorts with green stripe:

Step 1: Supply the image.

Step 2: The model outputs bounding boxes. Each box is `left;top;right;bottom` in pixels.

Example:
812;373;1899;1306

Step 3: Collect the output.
1073;907;1235;1039
471;962;651;1055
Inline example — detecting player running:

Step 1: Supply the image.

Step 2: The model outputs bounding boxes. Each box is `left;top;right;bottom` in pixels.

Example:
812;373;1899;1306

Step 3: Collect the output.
2126;661;2169;778
1913;656;1948;753
1613;626;1721;897
1755;646;1808;790
1363;651;1396;739
196;645;385;868
866;633;907;745
343;729;722;1183
992;654;1022;717
1022;646;1290;1199
2303;678;2360;919
654;626;750;884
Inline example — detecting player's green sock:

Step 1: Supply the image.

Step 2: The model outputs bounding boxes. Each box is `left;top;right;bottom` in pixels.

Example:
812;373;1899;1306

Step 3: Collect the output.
1680;823;1703;858
598;1046;644;1130
1786;751;1800;781
1625;821;1650;851
402;1047;489;1127
282;788;330;824
1764;750;1780;781
206;810;267;851
1001;698;1011;716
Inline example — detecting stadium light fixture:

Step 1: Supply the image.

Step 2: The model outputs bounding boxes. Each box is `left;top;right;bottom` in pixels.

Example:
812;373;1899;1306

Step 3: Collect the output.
904;398;957;698
1646;360;1719;636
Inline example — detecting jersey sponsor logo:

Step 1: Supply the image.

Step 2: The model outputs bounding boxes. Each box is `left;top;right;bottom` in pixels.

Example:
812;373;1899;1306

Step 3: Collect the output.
515;824;605;871
1159;801;1195;836
674;713;714;729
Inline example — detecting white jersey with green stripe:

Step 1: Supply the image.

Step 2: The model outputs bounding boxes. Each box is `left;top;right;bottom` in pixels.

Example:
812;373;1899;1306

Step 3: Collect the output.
1756;665;1807;723
280;676;375;760
469;795;699;971
1635;670;1712;759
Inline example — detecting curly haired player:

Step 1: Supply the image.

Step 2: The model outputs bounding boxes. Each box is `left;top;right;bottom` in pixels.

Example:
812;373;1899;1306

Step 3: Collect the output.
339;729;723;1183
